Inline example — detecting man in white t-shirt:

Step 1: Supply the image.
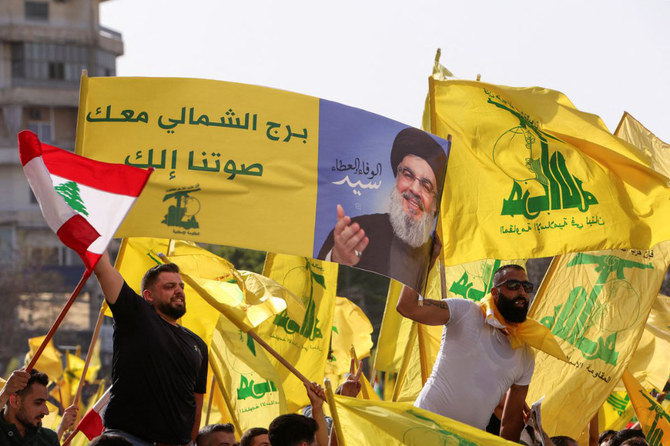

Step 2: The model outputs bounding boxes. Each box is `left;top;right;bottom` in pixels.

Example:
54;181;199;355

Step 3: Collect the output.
397;264;535;443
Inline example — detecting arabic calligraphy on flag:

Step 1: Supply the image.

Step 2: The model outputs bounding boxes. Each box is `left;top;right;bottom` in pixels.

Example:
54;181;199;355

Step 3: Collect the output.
429;79;670;265
526;243;670;438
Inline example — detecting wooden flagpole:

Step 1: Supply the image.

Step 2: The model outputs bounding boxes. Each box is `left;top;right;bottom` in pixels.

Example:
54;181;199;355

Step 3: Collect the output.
72;302;107;406
204;374;216;426
26;270;93;372
156;253;314;388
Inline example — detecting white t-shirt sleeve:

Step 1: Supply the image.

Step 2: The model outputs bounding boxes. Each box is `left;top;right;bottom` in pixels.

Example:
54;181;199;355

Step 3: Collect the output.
445;298;478;326
515;351;535;386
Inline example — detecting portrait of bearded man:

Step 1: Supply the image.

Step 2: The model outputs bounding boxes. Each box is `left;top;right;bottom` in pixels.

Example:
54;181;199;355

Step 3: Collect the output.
318;127;448;290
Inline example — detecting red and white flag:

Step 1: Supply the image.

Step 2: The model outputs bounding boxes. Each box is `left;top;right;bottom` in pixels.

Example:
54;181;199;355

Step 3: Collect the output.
18;131;152;270
76;386;111;440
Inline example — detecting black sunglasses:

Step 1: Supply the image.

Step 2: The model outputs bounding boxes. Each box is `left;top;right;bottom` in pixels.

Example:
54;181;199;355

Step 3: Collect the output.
494;279;534;293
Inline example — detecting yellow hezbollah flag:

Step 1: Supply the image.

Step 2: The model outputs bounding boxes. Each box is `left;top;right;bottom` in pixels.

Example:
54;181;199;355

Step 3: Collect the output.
257;253;337;412
209;314;287;433
429;79;670;265
526;242;670;438
599;390;635;432
615;111;670;180
622;369;670;446
647;294;670;342
373;279;412;374
619;299;670;393
328;297;374;378
421;48;455;135
26;336;63;383
599;299;670;429
63;351;99;400
330;394;517;446
163;250;304;333
64;350;99;383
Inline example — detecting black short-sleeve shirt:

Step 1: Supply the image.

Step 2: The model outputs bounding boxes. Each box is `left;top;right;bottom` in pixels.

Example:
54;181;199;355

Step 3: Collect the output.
104;283;208;444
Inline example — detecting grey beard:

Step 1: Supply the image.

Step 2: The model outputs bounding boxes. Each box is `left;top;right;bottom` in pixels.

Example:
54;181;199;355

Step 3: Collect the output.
388;188;434;248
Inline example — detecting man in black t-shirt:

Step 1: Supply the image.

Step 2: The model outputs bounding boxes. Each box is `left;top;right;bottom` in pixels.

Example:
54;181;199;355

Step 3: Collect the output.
94;252;208;446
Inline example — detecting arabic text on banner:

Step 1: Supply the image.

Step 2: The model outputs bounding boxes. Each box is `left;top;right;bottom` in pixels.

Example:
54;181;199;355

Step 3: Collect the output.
76;76;450;292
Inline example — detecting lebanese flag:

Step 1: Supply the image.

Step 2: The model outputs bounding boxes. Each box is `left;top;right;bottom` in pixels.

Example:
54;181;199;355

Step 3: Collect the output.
18;131;152;270
75;386;111;440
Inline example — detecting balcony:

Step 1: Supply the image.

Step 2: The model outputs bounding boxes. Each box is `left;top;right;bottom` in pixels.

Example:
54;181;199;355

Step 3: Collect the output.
0;21;123;56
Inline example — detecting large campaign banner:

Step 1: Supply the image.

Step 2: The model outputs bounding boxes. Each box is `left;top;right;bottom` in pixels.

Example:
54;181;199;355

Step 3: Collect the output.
76;76;450;292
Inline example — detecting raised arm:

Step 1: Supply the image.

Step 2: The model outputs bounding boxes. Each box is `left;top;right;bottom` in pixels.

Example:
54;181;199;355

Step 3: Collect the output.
0;370;29;408
93;251;124;305
500;384;528;442
396;286;450;326
305;382;329;446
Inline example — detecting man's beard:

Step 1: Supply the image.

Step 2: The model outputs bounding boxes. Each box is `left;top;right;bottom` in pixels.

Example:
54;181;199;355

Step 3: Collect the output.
16;407;41;429
155;300;186;320
389;188;435;248
495;291;529;323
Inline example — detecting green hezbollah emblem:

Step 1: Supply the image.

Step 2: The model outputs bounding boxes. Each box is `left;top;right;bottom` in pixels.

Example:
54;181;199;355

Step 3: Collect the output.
540;253;652;365
607;392;631;416
448;259;502;302
162;186;201;230
483;89;598;220
237;375;278;400
638;390;670;446
273;259;324;341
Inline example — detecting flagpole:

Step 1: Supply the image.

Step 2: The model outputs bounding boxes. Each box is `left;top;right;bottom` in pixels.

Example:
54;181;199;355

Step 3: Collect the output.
72;301;107;407
26;270;93;372
209;358;243;435
56;384;64;413
429;75;438;135
392;322;417;401
204;374;216;426
245;329;312;386
416;324;429;385
61;428;80;446
324;378;347;446
529;255;560;315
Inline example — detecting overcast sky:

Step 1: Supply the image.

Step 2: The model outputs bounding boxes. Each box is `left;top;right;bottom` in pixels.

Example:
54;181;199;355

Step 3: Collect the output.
100;0;670;142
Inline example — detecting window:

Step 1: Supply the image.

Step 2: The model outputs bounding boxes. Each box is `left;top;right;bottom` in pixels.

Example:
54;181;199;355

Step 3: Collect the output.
25;1;48;21
49;62;65;80
27;121;52;143
0;227;15;261
11;43;92;84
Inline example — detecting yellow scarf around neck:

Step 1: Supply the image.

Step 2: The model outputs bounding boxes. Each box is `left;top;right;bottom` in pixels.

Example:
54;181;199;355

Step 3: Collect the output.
479;294;568;362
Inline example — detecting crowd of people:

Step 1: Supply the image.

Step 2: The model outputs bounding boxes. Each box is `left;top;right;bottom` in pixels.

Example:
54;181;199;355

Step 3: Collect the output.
0;257;664;446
